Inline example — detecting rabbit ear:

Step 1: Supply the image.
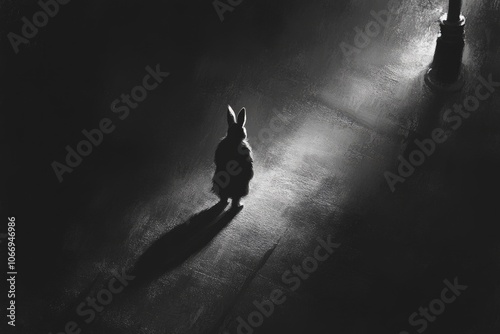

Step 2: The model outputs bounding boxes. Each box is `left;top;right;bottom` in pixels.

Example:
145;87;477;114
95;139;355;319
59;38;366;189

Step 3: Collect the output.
237;107;246;127
227;105;236;125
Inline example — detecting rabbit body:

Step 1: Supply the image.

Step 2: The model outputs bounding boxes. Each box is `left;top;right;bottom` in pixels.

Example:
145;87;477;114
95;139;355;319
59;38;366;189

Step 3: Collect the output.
212;106;254;202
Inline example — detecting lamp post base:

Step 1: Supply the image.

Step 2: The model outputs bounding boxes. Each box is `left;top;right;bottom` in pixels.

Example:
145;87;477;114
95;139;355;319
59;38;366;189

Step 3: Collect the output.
425;13;466;92
425;66;465;92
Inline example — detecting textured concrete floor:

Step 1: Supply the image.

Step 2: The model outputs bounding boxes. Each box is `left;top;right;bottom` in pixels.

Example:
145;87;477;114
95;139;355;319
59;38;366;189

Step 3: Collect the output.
5;0;500;333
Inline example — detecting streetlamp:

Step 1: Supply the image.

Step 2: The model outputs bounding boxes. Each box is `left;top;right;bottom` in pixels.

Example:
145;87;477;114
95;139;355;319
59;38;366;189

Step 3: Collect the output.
425;0;466;91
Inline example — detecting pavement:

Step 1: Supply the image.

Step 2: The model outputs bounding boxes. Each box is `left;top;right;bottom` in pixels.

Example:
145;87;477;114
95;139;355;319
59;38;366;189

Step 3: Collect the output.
3;0;500;333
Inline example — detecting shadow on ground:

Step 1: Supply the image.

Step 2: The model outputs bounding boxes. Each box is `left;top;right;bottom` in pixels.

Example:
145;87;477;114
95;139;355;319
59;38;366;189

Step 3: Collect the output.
128;202;242;287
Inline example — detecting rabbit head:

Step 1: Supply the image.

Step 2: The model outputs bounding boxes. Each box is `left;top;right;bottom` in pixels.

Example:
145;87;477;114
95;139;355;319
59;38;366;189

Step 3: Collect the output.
226;105;247;140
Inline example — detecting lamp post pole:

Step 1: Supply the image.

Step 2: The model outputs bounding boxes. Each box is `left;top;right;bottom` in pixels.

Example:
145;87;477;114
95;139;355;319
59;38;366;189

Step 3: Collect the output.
448;0;462;22
425;0;466;91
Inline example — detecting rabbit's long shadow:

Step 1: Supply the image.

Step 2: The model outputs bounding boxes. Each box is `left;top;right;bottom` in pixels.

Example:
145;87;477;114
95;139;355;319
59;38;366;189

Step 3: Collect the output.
128;202;241;287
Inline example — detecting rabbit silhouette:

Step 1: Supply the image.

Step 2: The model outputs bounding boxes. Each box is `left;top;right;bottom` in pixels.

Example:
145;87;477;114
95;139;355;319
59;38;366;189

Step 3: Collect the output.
212;105;254;209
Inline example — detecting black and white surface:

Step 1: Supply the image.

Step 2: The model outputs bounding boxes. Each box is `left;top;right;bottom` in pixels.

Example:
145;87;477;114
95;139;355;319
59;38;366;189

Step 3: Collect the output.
2;0;500;333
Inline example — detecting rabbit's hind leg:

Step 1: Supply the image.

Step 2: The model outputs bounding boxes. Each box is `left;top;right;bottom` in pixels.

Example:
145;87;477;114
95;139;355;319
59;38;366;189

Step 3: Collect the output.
218;196;229;207
231;197;243;210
